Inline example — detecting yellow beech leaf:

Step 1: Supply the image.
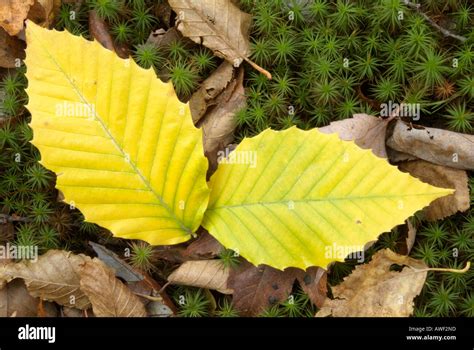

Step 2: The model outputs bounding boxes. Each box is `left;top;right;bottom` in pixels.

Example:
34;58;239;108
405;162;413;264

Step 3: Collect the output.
25;22;210;245
202;127;453;270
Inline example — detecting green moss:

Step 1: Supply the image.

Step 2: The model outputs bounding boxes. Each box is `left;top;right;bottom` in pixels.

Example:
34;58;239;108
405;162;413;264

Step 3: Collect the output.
427;283;459;316
216;298;239;317
260;305;285;317
175;288;210;317
111;22;132;43
128;241;155;272
460;292;474;317
218;249;241;269
133;43;164;69
166;61;200;98
0;0;471;318
88;0;123;22
445;102;474;133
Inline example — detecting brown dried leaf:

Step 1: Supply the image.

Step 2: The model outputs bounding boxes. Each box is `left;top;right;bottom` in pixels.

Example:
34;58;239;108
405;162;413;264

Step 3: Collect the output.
316;249;427;317
406;220;416;255
168;0;271;78
153;231;223;263
146;27;181;49
89;242;175;314
0;258;8;289
295;267;327;308
228;262;300;316
37;296;58;317
0;250;91;309
0;279;36;317
89;10;114;51
387;120;474;170
88;10;129;59
0;0;34;35
386;147;417;163
0;279;56;317
0;27;25;68
184;230;224;259
27;0;60;28
61;306;85;318
154;245;188;264
168;260;232;294
190;61;235;124
398;160;469;221
200;66;245;175
79;259;147;317
318;114;392;158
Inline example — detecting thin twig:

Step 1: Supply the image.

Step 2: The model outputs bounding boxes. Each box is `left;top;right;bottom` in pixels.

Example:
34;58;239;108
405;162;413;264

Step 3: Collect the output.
158;281;170;295
403;1;467;42
372;261;472;288
133;292;164;302
412;261;471;274
0;214;30;223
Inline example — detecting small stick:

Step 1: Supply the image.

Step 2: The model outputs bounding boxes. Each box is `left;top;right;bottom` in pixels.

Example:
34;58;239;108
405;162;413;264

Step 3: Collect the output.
244;57;272;80
133;292;164;302
412;261;471;274
403;1;467;42
0;214;30;223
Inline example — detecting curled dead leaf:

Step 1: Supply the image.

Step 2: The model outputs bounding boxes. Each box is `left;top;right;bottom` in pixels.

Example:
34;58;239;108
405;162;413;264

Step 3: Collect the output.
168;260;232;294
199;66;245;175
387;120;474;170
190;61;235;124
399;160;469;221
316;249;427;317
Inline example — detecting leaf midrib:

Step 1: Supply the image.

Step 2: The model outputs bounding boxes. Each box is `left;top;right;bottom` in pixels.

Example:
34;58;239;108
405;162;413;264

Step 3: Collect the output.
207;192;450;210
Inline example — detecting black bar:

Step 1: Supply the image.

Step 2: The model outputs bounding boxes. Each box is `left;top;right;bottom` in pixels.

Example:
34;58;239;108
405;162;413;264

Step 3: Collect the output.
0;317;472;348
